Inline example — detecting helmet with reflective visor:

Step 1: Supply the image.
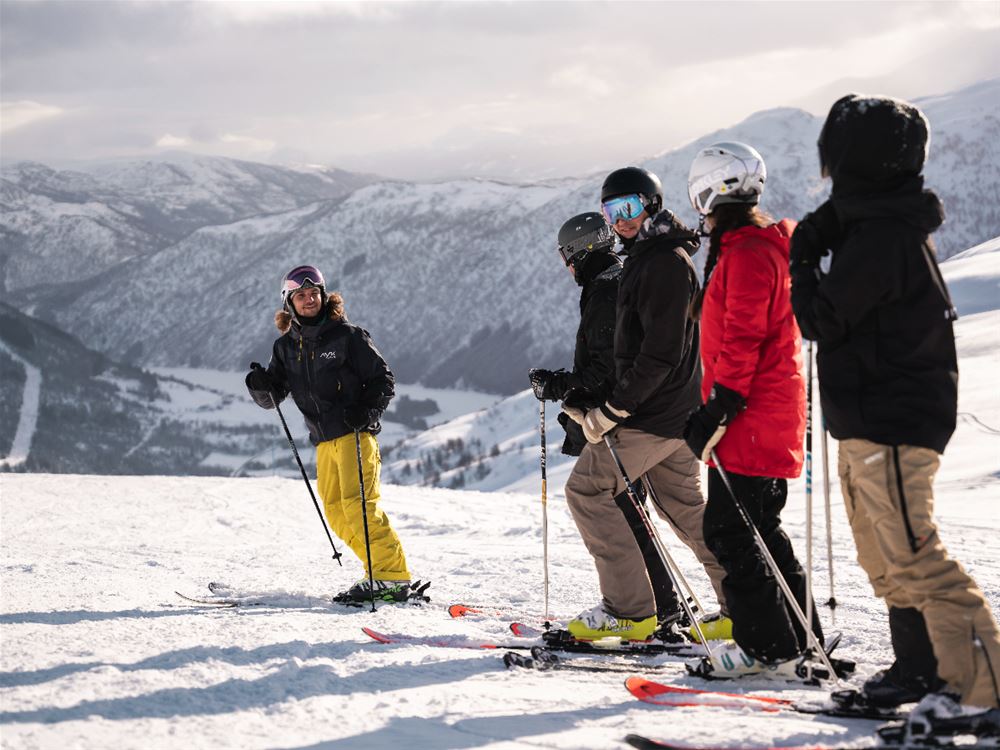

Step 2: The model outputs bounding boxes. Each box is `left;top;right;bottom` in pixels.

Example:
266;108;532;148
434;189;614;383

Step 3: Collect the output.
687;142;766;215
600;167;663;217
557;212;615;266
280;264;327;308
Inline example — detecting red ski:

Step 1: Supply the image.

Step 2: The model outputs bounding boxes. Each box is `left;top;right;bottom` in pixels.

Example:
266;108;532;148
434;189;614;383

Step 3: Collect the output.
625;676;794;712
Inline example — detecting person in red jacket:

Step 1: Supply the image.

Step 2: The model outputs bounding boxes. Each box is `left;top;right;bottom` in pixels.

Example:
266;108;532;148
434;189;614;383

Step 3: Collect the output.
684;142;822;672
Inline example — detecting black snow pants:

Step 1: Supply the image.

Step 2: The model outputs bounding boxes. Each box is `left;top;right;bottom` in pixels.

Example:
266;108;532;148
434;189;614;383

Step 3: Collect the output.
703;469;822;662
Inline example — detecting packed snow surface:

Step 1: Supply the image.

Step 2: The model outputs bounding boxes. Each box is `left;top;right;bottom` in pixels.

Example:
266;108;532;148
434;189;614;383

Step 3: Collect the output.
2;250;999;749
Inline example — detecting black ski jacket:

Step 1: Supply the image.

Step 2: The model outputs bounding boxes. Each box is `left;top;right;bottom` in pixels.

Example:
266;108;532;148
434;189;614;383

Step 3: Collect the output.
248;314;394;445
558;260;621;455
608;211;703;438
791;185;958;453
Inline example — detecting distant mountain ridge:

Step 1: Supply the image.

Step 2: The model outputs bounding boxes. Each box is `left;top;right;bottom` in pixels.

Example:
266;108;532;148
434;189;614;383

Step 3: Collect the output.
2;79;998;394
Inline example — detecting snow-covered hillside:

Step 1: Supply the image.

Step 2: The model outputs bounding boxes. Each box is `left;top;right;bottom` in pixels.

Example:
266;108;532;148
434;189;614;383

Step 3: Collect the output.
0;156;377;295
2;79;997;393
1;235;998;750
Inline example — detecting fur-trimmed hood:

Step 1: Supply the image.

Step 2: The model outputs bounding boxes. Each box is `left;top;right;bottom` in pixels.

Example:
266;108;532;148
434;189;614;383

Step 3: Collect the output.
274;292;345;334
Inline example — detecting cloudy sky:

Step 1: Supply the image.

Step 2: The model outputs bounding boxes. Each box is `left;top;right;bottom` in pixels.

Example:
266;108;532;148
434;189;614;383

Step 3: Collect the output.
2;0;998;180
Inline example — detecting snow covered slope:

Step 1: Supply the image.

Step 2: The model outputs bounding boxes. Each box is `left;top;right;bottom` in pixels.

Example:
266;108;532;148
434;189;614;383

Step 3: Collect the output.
1;237;997;750
3;80;997;393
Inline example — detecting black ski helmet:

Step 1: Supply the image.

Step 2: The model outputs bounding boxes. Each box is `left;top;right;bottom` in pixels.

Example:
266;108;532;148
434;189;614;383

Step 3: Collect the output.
557;212;615;266
818;94;929;188
601;167;663;215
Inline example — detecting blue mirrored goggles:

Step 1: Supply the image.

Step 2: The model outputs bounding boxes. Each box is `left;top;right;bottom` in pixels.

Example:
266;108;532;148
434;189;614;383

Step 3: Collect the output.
601;194;646;223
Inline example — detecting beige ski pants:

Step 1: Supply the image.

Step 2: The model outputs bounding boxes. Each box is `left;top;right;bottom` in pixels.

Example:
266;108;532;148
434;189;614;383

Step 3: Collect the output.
564;428;727;620
839;439;1000;708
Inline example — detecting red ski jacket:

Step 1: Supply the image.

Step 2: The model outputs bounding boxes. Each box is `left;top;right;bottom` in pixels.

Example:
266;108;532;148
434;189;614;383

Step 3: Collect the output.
700;220;806;479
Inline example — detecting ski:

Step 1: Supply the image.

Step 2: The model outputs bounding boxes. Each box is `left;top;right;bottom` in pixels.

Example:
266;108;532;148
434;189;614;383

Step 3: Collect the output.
363;627;701;658
626;676;904;721
362;626;534;651
503;647;678;674
176;580;431;610
448;603;566;629
876;705;1000;748
624;735;828;750
174;591;245;608
626;675;794;712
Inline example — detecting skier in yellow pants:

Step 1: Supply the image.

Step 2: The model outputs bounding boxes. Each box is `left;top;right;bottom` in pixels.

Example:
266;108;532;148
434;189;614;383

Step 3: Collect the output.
246;264;413;602
316;432;409;585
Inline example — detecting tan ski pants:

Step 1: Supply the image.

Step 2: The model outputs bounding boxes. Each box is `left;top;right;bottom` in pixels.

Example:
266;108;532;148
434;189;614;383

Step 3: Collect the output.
840;439;1000;708
564;428;727;620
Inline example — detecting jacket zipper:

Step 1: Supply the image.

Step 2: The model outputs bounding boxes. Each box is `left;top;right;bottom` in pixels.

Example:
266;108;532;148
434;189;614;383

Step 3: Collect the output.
302;338;326;442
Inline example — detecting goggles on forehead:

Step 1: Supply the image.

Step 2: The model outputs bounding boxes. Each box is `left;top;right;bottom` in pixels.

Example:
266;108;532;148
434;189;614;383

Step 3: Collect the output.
601;194;646;224
282;265;326;294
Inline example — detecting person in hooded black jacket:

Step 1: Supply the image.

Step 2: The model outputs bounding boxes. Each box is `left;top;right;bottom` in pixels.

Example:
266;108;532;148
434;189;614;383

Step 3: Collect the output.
790;95;1000;711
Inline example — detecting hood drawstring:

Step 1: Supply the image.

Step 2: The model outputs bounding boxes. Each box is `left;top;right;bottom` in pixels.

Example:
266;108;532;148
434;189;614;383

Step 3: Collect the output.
298;337;303;363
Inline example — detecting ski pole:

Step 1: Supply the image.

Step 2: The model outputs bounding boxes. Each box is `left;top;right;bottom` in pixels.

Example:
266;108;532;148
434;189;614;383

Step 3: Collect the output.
821;417;837;616
540;401;550;619
354;428;378;613
256;365;342;566
604;436;713;657
710;450;842;684
640;476;706;617
805;341;814;637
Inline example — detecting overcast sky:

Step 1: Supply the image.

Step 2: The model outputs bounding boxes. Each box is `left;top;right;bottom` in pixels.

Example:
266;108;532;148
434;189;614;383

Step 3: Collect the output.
2;0;998;180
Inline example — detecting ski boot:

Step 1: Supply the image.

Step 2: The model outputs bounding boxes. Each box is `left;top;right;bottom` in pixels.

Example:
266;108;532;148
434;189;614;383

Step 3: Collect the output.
566;604;657;642
333;578;430;605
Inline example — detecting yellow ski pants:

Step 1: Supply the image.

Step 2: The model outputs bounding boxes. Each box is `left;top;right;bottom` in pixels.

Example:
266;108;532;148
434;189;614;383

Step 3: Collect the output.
316;431;410;581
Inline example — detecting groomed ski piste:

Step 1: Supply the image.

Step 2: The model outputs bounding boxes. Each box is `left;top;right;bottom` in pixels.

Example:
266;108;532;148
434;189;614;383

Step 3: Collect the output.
2;239;998;749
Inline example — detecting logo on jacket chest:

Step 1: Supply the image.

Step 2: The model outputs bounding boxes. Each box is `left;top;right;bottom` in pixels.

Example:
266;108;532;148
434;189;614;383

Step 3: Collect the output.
319;351;338;360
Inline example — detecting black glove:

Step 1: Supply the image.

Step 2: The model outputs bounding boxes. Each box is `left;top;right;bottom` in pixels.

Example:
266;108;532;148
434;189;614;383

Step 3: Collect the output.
246;363;276;395
790;200;840;271
562;387;602;411
343;404;372;431
528;368;569;401
683;383;747;462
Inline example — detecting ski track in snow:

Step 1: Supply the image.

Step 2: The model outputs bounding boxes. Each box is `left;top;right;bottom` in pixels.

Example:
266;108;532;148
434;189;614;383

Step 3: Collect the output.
2;276;999;748
0;340;42;469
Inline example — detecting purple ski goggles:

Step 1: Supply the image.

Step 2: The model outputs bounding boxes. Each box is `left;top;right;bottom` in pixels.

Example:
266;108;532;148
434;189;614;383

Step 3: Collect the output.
281;265;326;302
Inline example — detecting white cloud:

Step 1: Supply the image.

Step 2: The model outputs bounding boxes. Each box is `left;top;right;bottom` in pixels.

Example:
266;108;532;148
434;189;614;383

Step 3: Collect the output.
549;64;612;97
155;133;191;148
203;0;396;24
0;100;64;133
220;133;276;153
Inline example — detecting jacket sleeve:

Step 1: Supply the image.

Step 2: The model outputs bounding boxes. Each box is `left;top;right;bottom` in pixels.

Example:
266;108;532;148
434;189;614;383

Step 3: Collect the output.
791;232;895;343
609;251;694;412
711;244;774;397
246;340;291;409
565;283;617;394
349;328;395;415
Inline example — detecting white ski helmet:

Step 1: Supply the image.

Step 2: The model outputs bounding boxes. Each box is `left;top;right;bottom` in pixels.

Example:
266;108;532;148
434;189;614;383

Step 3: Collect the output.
687;141;767;215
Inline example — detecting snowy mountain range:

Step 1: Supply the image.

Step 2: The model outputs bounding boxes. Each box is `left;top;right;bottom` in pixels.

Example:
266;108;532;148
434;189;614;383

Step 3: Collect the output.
2;79;998;394
2;235;998;750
